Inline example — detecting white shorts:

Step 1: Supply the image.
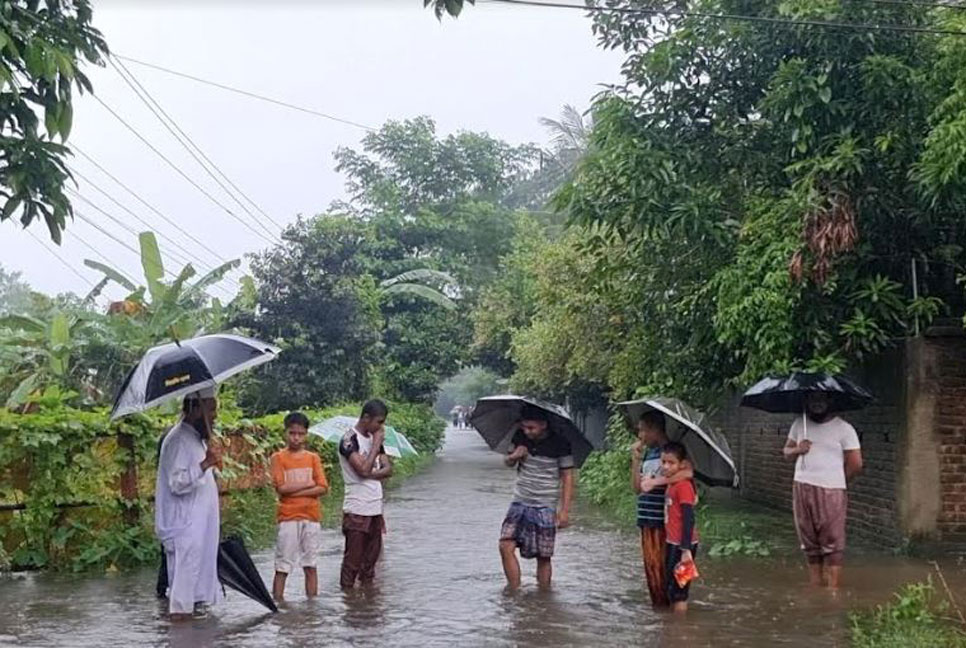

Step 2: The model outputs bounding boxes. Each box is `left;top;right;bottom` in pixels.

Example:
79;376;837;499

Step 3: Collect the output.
274;520;322;574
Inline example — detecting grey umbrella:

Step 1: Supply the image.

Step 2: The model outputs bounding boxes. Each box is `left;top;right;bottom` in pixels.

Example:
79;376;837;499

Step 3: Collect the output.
469;395;596;468
616;397;738;488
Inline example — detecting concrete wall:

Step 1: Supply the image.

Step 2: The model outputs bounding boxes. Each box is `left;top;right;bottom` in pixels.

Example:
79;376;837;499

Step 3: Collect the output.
714;325;966;551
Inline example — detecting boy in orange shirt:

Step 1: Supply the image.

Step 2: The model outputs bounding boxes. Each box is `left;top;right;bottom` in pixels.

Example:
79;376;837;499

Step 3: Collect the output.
270;412;329;602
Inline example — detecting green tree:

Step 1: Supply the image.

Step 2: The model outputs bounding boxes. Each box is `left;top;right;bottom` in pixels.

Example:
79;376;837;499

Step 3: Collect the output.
0;263;34;315
1;1;108;242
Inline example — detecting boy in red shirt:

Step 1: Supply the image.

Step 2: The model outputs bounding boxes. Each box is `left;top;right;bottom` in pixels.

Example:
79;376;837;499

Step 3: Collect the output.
661;441;698;612
270;412;329;602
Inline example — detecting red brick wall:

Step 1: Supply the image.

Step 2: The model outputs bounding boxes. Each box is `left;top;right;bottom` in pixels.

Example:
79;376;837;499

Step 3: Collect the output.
714;349;905;548
933;336;966;540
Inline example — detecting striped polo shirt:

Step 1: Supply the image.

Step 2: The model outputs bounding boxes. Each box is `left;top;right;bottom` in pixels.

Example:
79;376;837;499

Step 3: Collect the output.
510;430;575;509
637;446;666;528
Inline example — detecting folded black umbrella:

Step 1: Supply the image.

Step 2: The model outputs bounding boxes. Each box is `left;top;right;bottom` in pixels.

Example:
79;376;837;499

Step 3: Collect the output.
469;395;596;468
740;371;874;414
218;536;278;613
110;333;279;420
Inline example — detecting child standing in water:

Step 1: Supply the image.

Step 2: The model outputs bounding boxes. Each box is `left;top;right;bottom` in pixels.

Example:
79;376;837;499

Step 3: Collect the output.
661;441;698;613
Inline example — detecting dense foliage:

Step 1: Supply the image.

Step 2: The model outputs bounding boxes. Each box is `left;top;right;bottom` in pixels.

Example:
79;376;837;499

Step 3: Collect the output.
0;0;108;241
0;397;443;571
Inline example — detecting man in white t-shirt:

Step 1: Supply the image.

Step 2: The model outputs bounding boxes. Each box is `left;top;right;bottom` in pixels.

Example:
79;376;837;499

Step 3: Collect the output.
338;399;393;590
782;391;863;589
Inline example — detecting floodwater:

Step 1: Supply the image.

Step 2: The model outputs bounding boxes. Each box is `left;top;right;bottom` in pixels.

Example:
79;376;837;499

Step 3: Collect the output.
0;430;962;647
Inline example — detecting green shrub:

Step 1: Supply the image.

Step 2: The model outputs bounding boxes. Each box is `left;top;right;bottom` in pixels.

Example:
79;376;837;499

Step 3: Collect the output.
850;580;966;648
0;399;444;570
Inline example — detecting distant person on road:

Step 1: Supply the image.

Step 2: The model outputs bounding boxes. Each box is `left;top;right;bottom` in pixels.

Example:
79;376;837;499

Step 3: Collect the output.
783;392;863;589
631;410;693;608
660;441;699;613
155;387;222;621
270;411;329;602
338;399;393;590
499;406;575;590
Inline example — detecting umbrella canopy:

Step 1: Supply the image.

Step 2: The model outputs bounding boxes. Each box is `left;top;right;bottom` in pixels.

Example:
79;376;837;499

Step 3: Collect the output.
218;536;278;613
616;397;738;488
469;395;596;468
309;415;418;458
110;334;279;420
740;372;874;414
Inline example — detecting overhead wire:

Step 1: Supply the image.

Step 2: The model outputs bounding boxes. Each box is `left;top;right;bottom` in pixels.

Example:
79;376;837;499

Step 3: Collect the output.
23;228;99;291
113;54;377;131
482;0;966;36
65;171;242;289
108;56;283;240
90;93;280;246
70;145;236;265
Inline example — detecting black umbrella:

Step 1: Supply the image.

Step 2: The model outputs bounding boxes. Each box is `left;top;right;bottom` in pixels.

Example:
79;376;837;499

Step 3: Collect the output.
110;334;279;419
740;372;874;414
469;395;596;468
218;536;278;613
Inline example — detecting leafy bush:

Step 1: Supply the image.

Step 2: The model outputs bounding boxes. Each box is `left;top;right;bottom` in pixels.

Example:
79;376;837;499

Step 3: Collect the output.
0;398;444;571
850;580;966;648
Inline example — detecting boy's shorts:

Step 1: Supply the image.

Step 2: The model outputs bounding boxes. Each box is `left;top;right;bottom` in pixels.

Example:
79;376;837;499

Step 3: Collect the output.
275;520;322;574
500;502;556;559
665;543;698;603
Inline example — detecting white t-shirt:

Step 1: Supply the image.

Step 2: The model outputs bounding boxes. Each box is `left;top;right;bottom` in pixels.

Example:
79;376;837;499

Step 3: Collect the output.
787;415;861;490
338;428;385;516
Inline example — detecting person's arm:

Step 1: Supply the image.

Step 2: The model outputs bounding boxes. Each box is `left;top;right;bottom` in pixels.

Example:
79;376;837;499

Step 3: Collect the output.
370;453;394;481
844;449;863;481
167;436;214;496
506;444;528;467
783;419;810;461
344;430;385;478
630;441;644;494
290;455;331;497
643;463;695;491
557;467;575;528
678;483;697;562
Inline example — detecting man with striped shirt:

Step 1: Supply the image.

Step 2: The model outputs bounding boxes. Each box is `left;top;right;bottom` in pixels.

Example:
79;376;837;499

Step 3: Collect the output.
499;406;575;590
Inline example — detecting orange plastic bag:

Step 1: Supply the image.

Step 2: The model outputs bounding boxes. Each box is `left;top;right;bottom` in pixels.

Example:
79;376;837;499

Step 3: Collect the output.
674;559;699;588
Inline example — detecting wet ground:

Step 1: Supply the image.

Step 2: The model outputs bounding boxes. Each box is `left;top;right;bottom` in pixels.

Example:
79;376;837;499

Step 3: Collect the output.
0;430;962;647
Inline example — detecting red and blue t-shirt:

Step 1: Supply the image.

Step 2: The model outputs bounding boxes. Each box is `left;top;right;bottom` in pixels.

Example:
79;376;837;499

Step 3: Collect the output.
665;479;698;548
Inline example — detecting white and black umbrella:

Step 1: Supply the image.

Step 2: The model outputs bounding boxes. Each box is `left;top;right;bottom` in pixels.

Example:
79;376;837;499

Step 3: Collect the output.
110;333;279;420
469;395;596;468
616;397;738;488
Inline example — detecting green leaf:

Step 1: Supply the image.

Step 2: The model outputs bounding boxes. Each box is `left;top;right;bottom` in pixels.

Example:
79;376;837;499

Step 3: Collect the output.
48;313;70;377
6;373;40;408
0;314;46;332
818;87;832;104
382;283;457;310
139;232;165;304
82;260;137;292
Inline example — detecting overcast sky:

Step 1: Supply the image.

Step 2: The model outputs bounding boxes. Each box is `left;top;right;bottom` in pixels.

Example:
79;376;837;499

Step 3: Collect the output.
0;0;622;301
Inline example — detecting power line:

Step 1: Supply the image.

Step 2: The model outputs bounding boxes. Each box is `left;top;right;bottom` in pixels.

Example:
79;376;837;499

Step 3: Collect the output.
70;145;236;266
90;93;279;246
109;56;283;240
24;228;98;291
847;0;966;11
72;207;236;301
483;0;966;36
114;54;377;131
112;55;287;234
67;188;219;281
67;170;242;290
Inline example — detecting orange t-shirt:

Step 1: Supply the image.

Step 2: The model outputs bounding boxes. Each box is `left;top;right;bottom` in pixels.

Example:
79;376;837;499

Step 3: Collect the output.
270;449;328;523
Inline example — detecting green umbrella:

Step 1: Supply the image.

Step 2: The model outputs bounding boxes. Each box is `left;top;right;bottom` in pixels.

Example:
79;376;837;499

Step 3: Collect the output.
309;415;418;458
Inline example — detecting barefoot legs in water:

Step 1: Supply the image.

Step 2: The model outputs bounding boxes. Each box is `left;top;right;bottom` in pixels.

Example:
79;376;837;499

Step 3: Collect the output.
499;540;521;590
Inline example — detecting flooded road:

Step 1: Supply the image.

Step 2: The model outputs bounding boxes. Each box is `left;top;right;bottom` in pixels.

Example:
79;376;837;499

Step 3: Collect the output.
0;430;961;647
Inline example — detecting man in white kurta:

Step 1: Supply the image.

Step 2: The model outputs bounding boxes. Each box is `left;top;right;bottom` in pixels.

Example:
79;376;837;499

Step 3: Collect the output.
155;390;223;619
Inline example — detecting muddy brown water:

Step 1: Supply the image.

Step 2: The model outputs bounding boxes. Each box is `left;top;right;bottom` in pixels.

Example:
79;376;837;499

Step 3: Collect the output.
0;430;962;647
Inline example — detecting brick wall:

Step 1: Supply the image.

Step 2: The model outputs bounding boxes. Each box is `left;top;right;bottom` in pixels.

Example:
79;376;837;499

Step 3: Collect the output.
714;349;905;548
932;335;966;541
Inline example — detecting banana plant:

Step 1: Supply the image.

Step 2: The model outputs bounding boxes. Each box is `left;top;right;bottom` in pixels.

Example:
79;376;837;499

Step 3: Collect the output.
83;232;241;343
0;311;86;407
380;268;457;311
